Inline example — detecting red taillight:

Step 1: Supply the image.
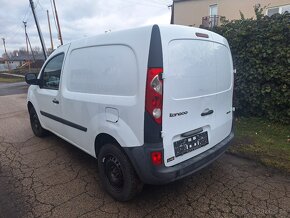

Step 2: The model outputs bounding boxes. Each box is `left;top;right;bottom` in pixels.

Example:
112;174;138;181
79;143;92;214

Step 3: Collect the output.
145;68;163;124
151;151;162;165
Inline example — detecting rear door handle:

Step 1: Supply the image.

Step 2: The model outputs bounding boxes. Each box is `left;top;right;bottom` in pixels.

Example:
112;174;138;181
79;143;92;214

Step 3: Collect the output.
52;98;59;104
201;109;214;116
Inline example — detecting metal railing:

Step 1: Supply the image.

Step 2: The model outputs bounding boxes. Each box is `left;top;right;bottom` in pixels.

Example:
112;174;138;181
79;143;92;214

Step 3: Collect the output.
202;15;220;28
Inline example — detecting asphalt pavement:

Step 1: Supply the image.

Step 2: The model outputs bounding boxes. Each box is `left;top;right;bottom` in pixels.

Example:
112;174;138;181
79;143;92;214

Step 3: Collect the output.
0;94;289;218
0;82;28;96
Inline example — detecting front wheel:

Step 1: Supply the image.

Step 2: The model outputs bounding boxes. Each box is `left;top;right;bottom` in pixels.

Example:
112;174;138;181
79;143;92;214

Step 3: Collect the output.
29;107;47;137
98;144;143;201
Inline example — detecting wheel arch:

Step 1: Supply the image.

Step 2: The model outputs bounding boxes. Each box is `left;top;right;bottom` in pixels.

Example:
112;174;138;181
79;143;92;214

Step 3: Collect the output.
27;101;34;113
94;133;140;177
94;133;120;157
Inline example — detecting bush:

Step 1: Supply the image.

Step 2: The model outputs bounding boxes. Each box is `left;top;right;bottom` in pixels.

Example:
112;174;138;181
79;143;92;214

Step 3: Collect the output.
213;6;290;124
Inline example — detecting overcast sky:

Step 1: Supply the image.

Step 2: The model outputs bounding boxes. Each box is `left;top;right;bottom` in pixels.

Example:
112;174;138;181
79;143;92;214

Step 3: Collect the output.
0;0;172;55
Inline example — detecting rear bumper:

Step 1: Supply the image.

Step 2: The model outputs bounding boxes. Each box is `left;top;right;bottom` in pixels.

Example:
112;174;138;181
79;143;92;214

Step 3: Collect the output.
123;130;234;185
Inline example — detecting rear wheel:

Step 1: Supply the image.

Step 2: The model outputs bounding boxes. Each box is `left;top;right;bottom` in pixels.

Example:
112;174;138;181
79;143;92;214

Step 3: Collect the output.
98;144;143;201
29;107;47;137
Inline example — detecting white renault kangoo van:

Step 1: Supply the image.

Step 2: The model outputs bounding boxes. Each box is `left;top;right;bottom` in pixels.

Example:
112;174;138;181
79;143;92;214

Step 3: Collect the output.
26;25;234;201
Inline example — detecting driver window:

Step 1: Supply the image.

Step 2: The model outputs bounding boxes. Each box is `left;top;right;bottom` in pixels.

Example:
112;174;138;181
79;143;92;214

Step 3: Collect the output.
41;53;64;90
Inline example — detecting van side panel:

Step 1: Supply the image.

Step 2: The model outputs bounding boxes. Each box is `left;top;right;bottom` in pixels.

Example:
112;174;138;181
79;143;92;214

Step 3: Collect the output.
59;26;152;156
61;45;139;155
67;45;138;96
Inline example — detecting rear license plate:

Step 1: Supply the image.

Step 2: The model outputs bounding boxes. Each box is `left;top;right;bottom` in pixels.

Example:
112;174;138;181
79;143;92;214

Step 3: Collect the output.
174;131;209;157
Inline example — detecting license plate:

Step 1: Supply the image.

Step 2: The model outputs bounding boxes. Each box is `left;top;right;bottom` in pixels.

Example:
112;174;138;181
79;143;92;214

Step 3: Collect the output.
174;131;209;157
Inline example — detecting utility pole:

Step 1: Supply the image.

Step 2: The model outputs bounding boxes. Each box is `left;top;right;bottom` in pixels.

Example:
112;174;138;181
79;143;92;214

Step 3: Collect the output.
1;38;10;71
23;21;35;62
27;34;35;62
23;21;31;70
47;10;54;51
29;0;47;60
52;0;63;45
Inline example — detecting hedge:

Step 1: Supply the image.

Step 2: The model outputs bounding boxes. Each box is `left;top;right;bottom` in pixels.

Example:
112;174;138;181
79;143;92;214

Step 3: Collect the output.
212;6;290;124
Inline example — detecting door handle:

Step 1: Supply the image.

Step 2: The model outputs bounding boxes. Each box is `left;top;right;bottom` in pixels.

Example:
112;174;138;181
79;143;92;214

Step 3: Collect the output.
52;98;59;104
201;109;214;116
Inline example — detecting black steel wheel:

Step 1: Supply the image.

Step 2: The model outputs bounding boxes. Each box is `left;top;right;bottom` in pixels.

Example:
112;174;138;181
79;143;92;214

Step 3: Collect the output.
98;144;143;201
104;154;124;189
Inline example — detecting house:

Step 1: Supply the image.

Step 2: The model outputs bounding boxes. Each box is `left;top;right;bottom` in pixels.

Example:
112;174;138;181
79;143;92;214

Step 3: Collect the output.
6;56;27;67
7;54;45;67
171;0;290;28
0;54;45;71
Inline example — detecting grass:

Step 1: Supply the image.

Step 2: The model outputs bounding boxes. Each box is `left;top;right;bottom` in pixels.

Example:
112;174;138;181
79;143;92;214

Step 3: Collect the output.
0;68;40;75
0;74;24;83
230;117;290;174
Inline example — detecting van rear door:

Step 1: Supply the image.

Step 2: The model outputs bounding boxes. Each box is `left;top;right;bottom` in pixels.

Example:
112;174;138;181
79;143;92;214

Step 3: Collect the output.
162;35;233;167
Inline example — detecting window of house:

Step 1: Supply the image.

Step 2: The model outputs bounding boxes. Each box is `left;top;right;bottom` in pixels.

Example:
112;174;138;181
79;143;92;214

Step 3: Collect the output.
281;5;290;13
267;5;290;16
267;7;279;16
41;53;64;90
209;4;218;17
209;4;218;27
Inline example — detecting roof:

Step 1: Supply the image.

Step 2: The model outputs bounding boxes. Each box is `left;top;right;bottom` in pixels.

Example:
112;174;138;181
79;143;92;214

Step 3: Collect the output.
8;54;45;61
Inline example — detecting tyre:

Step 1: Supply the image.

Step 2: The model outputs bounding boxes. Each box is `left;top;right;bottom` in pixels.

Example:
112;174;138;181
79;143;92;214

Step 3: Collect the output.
29;107;47;137
98;143;143;201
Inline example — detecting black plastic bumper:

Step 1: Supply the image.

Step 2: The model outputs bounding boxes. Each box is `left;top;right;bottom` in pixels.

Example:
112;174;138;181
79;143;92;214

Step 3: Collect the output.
123;130;234;185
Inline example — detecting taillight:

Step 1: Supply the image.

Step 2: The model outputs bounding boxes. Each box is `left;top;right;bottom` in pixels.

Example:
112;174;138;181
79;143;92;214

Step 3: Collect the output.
145;68;163;124
151;151;162;165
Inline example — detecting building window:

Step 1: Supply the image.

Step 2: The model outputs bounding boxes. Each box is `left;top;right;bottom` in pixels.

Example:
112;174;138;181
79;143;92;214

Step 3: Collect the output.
209;4;218;27
267;5;290;16
209;4;218;17
281;5;290;13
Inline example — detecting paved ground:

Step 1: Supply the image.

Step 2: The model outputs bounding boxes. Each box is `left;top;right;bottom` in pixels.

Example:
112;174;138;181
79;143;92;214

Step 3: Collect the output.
0;73;25;78
0;82;28;96
0;94;290;218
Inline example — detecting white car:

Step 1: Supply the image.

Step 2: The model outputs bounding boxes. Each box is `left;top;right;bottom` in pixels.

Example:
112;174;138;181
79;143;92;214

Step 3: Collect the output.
25;24;234;201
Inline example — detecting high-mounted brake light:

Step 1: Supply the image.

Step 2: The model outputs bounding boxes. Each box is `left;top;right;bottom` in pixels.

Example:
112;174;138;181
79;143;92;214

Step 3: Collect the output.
196;32;209;38
145;68;163;124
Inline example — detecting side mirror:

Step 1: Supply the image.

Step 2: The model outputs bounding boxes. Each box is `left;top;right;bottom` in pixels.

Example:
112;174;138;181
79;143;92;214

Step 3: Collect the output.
25;73;39;85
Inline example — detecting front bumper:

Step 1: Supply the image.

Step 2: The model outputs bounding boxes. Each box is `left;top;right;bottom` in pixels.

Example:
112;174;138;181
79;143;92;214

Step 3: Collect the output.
123;130;234;185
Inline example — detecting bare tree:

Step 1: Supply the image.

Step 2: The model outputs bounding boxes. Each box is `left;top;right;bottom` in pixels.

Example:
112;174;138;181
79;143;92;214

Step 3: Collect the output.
33;46;41;55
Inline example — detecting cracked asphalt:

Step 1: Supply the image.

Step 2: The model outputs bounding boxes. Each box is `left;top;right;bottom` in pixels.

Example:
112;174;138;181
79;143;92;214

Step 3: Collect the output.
0;94;290;218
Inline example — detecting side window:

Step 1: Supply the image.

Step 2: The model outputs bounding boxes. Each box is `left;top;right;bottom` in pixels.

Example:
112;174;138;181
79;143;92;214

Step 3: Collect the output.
41;53;64;90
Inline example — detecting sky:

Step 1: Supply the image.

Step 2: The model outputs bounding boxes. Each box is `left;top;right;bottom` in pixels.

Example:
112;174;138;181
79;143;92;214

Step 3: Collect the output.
0;0;172;56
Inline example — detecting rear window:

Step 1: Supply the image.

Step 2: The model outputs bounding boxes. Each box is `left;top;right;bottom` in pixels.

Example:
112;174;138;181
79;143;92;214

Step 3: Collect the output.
168;40;232;99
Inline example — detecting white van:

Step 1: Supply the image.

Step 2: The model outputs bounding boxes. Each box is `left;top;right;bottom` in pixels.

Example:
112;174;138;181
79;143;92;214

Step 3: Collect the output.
25;24;234;201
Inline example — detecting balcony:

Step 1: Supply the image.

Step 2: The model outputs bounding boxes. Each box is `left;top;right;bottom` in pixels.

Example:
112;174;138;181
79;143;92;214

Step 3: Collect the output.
201;15;221;28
